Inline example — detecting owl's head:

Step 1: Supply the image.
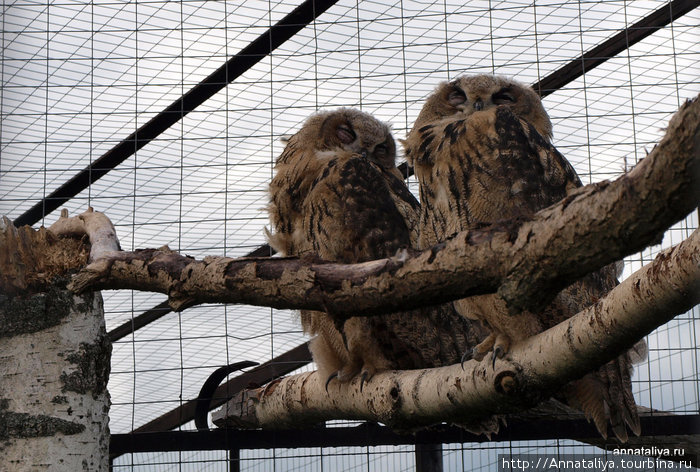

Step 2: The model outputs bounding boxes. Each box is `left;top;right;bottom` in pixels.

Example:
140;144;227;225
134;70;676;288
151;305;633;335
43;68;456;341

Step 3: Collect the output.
298;108;397;169
412;74;552;141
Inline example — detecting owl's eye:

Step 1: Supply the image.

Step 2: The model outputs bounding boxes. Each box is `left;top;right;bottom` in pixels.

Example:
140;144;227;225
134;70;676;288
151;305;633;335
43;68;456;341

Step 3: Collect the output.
492;89;515;105
447;88;466;106
336;124;356;144
374;143;388;158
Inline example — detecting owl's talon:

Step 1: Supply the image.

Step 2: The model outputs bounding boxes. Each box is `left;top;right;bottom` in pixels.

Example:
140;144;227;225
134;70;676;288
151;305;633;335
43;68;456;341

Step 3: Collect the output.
494;345;504;359
359;371;369;392
340;329;349;351
460;349;472;369
491;334;510;366
325;372;338;393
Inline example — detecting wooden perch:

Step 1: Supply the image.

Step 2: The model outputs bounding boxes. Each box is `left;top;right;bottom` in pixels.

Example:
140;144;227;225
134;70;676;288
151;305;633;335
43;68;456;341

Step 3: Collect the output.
66;96;699;317
212;229;699;430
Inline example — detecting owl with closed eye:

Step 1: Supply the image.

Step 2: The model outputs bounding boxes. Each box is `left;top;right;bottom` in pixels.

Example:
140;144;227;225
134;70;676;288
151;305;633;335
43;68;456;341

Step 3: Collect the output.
268;107;487;391
404;74;645;441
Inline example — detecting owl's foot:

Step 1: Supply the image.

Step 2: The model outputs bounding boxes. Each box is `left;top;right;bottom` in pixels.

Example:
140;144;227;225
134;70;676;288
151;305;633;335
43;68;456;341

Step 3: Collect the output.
469;332;497;362
324;364;358;392
462;332;511;368
358;366;378;392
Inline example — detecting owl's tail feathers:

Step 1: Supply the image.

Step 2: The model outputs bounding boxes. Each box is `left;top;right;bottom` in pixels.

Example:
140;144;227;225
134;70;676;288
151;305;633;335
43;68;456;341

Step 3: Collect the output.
562;354;641;443
455;415;505;440
601;355;642;441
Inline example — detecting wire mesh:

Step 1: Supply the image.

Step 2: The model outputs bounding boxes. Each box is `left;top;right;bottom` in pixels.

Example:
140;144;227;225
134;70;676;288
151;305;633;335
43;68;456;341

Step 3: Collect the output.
1;0;698;470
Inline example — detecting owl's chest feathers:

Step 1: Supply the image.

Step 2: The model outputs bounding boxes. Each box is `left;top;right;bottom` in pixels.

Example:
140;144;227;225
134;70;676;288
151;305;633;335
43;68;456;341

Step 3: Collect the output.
419;113;565;228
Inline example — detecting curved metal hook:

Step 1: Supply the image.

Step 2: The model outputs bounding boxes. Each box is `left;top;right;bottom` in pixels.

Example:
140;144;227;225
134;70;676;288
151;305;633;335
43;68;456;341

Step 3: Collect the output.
194;360;259;431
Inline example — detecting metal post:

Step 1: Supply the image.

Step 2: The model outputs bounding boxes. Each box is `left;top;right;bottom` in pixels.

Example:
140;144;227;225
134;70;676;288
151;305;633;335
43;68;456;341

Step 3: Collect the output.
415;443;443;472
229;447;240;472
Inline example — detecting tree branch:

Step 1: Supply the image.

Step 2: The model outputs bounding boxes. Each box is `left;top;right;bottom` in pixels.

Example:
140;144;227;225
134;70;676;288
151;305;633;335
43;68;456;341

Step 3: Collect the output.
66;96;699;316
212;229;699;430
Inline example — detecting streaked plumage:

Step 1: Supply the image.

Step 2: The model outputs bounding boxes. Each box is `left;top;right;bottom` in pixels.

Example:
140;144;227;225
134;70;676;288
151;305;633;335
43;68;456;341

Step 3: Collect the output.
404;74;644;441
268;108;487;388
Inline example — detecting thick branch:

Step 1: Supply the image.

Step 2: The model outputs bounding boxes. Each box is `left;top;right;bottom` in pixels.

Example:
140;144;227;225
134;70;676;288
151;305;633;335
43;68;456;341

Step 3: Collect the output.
67;97;699;315
212;230;699;430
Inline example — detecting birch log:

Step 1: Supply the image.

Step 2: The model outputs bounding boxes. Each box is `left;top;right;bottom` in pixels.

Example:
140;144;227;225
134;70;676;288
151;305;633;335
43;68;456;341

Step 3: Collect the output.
0;217;111;471
212;228;699;430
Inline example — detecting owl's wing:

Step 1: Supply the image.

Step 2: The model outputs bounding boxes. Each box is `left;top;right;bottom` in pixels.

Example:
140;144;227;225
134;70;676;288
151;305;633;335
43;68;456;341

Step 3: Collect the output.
303;152;417;263
303;153;490;387
299;152;417;381
268;137;329;256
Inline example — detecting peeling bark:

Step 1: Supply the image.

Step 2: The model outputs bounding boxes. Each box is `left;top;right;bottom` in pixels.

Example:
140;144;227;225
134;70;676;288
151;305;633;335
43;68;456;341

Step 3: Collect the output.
0;218;111;471
67;96;698;317
212;230;699;432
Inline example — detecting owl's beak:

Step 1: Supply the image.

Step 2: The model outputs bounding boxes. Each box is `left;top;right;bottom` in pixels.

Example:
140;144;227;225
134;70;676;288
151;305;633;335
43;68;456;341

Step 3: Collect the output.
474;99;484;111
360;149;368;159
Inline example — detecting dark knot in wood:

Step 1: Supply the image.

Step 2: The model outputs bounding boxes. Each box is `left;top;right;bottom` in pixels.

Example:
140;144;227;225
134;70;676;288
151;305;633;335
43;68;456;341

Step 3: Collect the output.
494;370;518;395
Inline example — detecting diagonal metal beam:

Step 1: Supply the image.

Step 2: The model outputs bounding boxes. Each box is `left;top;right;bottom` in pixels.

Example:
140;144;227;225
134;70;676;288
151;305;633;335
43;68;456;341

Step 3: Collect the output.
13;0;341;228
130;342;311;434
533;0;698;97
107;244;272;343
108;301;171;343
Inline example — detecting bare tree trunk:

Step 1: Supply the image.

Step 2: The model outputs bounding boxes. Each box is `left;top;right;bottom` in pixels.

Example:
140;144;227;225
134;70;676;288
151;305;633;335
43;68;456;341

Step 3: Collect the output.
0;218;111;471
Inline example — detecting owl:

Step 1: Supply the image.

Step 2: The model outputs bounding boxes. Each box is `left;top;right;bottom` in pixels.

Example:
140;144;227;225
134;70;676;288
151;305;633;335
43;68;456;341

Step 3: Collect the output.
404;74;644;441
268;108;487;390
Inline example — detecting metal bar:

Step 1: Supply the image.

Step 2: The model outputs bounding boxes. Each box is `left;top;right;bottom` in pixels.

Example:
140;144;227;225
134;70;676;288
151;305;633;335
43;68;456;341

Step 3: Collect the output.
229;447;240;472
13;0;341;228
130;343;311;434
416;443;444;472
110;414;700;455
108;301;171;343
533;0;698;97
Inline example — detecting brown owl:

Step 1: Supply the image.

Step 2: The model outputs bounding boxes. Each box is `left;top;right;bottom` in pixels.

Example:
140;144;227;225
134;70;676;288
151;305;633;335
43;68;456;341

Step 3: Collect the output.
268;108;487;390
404;74;644;441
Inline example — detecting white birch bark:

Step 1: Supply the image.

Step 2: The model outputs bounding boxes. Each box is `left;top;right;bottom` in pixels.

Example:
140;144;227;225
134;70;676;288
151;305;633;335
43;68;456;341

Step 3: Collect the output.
0;217;111;471
211;229;699;430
